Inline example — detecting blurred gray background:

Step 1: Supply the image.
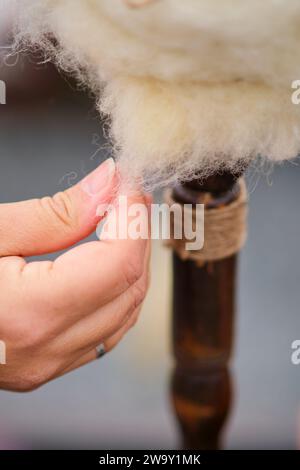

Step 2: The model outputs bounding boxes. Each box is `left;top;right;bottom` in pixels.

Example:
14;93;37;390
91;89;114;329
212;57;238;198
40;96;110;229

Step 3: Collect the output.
1;17;300;450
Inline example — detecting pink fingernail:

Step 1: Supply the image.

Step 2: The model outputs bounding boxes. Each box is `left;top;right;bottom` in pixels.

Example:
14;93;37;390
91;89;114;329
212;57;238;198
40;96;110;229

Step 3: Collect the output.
81;158;116;196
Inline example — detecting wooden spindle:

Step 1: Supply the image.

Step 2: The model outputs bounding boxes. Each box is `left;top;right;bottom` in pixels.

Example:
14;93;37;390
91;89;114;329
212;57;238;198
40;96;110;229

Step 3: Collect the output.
170;170;245;450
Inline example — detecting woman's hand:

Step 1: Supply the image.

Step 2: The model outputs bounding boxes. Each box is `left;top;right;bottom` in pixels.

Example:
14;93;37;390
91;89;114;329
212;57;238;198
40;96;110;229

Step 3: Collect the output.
0;158;151;392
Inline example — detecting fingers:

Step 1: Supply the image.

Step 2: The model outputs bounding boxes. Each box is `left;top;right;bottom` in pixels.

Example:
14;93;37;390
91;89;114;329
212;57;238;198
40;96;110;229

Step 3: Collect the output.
0;188;150;348
54;221;151;377
0;158;118;257
29;190;152;317
0;182;152;391
59;306;141;377
59;236;151;356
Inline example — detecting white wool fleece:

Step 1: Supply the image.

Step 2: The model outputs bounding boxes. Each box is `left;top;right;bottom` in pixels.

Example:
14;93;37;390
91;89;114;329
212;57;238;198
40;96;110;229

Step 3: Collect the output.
14;0;300;188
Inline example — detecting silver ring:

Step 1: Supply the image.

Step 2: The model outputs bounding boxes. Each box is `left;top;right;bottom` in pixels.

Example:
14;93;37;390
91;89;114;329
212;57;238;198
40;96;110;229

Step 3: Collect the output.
95;343;106;359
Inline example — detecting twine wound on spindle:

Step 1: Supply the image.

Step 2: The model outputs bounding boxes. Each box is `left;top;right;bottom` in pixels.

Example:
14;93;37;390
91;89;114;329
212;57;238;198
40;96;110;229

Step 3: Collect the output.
164;178;248;265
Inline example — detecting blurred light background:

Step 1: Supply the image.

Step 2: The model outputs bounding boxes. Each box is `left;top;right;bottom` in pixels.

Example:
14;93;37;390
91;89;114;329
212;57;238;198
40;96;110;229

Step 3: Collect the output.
0;8;300;450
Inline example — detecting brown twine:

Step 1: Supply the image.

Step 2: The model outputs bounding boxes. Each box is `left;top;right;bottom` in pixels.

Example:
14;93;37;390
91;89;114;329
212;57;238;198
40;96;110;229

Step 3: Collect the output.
164;178;248;265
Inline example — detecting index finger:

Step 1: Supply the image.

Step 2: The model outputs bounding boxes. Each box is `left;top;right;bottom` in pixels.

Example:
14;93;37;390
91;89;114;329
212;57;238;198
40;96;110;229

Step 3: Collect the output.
25;192;151;317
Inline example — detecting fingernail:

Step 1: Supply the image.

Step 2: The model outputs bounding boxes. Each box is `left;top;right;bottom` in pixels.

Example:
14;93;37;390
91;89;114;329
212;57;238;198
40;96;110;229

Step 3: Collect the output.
81;158;116;197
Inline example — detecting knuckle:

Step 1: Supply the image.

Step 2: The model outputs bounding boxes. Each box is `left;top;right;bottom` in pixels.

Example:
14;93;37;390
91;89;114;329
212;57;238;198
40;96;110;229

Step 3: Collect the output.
122;252;144;287
8;318;48;351
130;277;148;309
4;317;28;344
40;191;77;230
23;327;48;351
129;312;139;329
15;368;50;393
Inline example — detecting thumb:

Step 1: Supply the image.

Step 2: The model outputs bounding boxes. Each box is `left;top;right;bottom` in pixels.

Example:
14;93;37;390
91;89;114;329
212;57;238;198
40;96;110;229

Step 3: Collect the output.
0;158;118;257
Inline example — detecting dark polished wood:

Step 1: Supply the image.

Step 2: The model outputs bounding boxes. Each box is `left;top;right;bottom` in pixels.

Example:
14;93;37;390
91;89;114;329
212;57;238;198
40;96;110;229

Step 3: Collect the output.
170;170;244;450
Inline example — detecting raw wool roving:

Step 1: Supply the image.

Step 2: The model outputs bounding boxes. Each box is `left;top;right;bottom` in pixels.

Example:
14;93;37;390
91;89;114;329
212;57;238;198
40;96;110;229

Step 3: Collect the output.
14;0;300;189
